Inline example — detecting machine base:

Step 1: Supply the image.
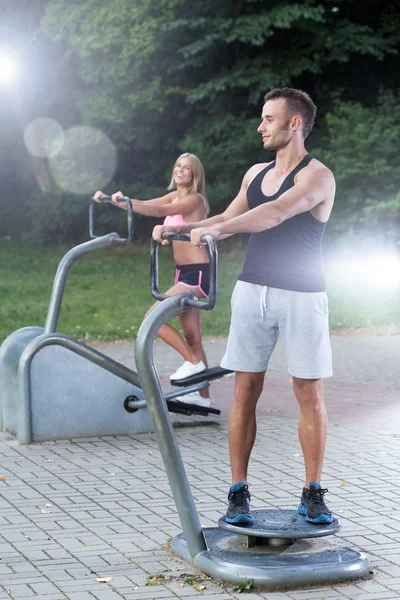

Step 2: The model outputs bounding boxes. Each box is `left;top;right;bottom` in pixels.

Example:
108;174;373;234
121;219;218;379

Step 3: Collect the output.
172;527;371;586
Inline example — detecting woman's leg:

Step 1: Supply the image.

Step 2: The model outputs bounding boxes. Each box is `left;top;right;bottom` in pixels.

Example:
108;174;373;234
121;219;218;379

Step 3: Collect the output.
179;304;210;398
146;282;202;364
179;306;207;366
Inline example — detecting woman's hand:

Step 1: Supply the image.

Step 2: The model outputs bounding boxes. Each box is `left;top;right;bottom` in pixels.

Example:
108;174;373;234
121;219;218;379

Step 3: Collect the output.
152;224;172;245
111;191;128;209
93;190;106;203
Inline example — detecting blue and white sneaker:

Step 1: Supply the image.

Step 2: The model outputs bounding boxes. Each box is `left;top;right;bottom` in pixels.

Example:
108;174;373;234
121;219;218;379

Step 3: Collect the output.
298;481;333;524
225;482;254;524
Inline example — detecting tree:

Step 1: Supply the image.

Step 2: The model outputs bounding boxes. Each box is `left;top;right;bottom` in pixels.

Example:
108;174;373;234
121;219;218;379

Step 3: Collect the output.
315;90;400;244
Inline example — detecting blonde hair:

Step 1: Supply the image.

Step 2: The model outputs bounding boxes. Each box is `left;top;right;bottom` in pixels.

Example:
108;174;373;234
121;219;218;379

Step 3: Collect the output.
168;152;209;215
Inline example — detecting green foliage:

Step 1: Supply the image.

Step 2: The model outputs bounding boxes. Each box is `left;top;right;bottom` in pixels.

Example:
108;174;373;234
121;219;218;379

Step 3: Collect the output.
314;90;400;242
40;0;399;187
146;573;167;586
27;188;88;244
232;578;254;592
182;575;207;591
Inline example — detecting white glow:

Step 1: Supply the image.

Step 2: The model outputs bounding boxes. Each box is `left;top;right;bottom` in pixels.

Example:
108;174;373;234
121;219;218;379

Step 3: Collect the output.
327;253;400;290
24;118;65;158
0;53;19;86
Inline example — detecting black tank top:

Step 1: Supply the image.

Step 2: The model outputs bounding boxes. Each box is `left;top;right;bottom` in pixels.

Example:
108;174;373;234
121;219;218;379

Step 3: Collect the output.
238;155;327;292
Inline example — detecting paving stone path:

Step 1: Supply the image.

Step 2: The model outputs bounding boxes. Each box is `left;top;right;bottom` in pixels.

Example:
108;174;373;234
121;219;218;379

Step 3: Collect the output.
0;331;399;599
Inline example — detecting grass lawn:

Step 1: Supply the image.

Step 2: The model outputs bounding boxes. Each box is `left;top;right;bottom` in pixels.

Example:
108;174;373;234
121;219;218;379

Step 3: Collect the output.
0;241;399;344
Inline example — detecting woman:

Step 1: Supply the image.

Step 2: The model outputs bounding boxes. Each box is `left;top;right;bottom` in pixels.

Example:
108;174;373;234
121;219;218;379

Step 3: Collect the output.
93;153;211;407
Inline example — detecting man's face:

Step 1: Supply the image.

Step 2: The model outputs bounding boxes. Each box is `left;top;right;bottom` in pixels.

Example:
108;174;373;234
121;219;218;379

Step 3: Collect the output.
257;99;294;151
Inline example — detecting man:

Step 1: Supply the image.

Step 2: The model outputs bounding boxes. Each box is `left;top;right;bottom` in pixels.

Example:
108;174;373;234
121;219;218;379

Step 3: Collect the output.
153;87;335;525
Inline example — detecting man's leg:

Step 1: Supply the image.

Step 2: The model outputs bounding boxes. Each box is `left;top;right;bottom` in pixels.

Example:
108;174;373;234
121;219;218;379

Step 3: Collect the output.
293;377;327;487
228;371;265;484
225;371;265;523
220;281;278;523
293;377;332;523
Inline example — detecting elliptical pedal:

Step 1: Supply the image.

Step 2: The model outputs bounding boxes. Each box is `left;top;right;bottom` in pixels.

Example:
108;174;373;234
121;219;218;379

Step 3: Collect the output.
167;400;221;417
170;366;232;387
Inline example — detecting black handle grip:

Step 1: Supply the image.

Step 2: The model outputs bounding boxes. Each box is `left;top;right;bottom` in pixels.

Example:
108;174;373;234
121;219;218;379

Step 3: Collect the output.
89;196;133;242
151;232;218;310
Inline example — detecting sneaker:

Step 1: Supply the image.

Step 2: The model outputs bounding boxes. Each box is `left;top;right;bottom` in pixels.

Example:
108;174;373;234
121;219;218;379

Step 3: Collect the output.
226;482;254;524
170;360;206;381
298;481;333;524
174;392;211;408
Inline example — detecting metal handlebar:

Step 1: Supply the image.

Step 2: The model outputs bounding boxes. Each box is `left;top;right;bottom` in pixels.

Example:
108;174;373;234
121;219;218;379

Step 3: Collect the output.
89;195;133;242
151;232;218;310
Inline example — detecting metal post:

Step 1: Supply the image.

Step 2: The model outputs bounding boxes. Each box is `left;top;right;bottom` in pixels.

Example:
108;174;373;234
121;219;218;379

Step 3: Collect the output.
134;293;208;559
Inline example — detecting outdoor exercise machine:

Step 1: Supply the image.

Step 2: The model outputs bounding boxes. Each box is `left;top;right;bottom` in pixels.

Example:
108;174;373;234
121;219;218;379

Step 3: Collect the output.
134;231;371;586
0;197;227;444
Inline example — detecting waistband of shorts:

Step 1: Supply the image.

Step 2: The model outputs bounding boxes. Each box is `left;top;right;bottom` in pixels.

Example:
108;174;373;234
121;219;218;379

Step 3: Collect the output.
175;262;210;270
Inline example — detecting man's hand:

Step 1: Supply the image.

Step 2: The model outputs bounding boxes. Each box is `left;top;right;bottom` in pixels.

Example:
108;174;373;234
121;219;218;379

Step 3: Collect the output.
152;224;173;245
191;225;223;247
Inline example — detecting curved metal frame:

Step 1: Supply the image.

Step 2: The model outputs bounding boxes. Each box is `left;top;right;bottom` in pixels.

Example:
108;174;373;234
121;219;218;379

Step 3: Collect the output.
89;196;133;241
18;332;146;444
45;233;123;333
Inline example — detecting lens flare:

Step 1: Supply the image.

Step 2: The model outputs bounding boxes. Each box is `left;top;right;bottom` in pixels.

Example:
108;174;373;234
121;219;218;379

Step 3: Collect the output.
24;118;65;158
48;126;117;195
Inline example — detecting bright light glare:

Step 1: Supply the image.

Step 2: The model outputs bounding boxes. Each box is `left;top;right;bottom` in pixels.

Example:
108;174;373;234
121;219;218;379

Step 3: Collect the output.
48;126;117;195
328;253;400;290
24;118;65;158
0;53;19;86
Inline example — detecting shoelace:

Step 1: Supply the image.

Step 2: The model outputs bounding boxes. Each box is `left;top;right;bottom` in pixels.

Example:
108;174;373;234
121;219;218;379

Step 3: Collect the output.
307;487;328;506
228;486;250;506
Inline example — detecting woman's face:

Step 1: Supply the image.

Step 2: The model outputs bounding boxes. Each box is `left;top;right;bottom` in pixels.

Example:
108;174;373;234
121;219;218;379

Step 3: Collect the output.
173;157;193;187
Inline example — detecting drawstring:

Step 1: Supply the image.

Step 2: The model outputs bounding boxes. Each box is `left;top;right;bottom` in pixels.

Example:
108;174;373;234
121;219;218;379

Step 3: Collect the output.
260;286;268;321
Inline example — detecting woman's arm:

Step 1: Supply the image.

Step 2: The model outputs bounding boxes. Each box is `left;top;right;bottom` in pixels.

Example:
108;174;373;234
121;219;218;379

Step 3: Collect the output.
128;192;176;206
112;191;203;217
109;190;177;211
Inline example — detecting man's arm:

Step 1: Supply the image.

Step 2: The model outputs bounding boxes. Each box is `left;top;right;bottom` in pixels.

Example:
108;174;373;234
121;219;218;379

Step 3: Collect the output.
191;167;335;244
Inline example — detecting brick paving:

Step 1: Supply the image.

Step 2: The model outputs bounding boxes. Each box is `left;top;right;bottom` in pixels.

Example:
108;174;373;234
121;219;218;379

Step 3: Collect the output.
0;331;399;599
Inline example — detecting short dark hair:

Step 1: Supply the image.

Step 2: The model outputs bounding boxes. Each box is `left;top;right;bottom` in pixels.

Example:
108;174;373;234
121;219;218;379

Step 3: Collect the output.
263;87;317;138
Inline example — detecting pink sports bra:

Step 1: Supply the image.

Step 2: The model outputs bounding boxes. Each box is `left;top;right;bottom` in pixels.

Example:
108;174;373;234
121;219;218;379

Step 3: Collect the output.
163;194;206;227
163;213;186;226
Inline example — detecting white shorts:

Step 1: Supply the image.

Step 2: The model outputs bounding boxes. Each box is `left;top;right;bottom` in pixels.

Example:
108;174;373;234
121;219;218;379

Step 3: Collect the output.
221;280;332;379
